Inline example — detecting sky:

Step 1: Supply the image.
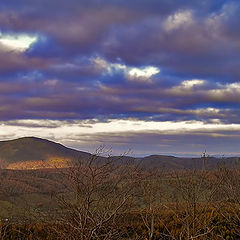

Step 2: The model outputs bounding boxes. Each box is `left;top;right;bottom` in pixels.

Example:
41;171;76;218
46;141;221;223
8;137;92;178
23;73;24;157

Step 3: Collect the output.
0;0;240;156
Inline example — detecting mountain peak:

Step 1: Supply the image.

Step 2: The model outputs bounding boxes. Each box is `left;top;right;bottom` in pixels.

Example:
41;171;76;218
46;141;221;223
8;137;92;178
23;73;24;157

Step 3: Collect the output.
0;137;90;169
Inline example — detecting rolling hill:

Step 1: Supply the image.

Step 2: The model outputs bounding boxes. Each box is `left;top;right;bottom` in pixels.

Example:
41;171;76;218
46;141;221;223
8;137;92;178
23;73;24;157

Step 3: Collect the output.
0;137;239;170
0;137;91;169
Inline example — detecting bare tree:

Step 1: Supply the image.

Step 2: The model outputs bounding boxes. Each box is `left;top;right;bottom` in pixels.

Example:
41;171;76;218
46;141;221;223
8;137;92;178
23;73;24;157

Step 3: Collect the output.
214;162;240;238
136;169;166;240
165;168;223;240
54;147;142;240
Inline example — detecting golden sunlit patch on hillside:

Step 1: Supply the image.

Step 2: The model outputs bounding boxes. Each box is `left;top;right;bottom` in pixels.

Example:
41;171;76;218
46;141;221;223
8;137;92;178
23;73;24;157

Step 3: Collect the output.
7;161;50;170
46;156;72;168
6;157;72;170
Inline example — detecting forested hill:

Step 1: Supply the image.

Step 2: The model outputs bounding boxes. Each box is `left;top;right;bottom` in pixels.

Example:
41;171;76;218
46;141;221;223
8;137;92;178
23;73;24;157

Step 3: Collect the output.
0;137;238;170
0;137;91;169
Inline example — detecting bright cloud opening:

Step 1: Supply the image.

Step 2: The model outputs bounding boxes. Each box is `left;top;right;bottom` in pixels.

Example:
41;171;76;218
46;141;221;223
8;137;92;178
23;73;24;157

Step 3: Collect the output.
208;82;240;99
181;79;205;88
0;32;37;51
1;119;240;142
127;66;160;81
168;79;205;95
93;57;160;82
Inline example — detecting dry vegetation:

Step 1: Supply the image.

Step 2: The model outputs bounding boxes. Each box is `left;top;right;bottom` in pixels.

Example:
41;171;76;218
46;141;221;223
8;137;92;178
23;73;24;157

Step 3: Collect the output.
0;151;240;239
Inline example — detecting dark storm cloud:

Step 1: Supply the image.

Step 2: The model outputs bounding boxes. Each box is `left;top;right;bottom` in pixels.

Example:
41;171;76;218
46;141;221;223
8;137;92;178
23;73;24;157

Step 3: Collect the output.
0;73;240;123
0;0;240;125
100;6;240;81
10;0;239;81
0;44;47;74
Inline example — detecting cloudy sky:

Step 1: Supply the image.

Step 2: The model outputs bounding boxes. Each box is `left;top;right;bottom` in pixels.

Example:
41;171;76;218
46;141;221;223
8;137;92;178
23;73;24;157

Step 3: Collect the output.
0;0;240;156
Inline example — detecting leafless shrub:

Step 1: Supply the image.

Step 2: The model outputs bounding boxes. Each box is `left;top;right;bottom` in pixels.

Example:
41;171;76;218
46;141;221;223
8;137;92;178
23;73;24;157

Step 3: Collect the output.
163;167;223;239
54;147;143;240
214;160;240;237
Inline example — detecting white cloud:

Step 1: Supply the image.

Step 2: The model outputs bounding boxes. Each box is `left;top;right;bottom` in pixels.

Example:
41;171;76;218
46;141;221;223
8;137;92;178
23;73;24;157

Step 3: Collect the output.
181;79;205;88
1;119;240;156
92;57;160;82
127;66;160;82
168;79;205;95
0;32;37;51
92;57;126;73
164;10;194;31
193;107;220;114
208;82;240;100
1;119;240;140
167;80;240;100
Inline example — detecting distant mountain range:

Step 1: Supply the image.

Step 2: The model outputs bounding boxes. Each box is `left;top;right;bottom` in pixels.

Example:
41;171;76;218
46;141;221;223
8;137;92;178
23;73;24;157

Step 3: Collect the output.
0;137;239;170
